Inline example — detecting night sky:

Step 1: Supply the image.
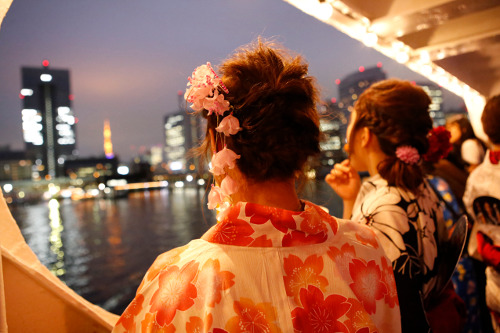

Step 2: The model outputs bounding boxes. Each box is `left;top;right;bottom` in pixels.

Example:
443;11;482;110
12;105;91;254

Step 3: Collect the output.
0;0;464;161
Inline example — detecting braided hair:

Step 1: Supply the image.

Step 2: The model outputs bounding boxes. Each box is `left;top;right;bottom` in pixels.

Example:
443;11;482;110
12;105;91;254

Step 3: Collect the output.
350;79;433;192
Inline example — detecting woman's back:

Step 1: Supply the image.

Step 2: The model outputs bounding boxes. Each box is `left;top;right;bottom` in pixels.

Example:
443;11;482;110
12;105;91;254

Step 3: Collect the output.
351;175;443;297
113;201;401;332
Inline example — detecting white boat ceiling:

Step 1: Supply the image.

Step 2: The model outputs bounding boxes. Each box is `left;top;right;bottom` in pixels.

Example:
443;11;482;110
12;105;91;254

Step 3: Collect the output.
285;0;500;99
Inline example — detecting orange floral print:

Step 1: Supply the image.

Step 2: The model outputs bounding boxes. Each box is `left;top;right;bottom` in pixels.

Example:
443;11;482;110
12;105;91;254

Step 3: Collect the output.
116;293;144;332
349;259;387;314
249;235;273;247
195;259;235;307
149;261;199;326
299;208;328;235
327;243;357;282
204;207;255;245
186;313;213;333
225;298;281;333
292;285;350;333
283;254;328;305
380;256;399;307
245;203;297;233
141;312;175;333
300;205;338;235
344;298;378;333
312;204;339;234
282;230;327;247
138;245;188;292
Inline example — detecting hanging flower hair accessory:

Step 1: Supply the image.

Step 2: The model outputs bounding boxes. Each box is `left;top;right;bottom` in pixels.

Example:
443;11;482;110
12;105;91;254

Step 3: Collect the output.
185;62;230;115
185;62;242;213
396;146;420;165
423;126;452;163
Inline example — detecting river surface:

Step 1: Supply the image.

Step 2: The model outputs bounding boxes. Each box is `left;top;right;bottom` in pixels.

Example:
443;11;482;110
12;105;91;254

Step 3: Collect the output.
10;180;342;315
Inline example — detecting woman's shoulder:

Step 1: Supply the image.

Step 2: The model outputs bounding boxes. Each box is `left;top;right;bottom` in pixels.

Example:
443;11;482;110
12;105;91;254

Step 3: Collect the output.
334;217;388;254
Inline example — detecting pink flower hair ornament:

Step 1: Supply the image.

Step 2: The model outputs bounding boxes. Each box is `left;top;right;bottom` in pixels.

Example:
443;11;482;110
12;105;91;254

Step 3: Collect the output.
209;146;241;176
216;113;242;136
184;62;230;116
185;62;243;212
395;145;420;165
207;185;225;210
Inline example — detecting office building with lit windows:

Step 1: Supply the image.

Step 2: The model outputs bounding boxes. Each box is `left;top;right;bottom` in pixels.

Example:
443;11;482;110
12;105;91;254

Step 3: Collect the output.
317;101;347;178
335;66;386;149
418;82;445;126
0;149;32;181
20;61;76;179
163;111;204;173
338;66;386;111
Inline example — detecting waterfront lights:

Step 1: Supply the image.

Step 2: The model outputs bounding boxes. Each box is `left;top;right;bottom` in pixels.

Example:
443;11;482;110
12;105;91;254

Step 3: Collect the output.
174;181;184;188
170;161;183;171
117;166;129;175
3;183;13;193
186;175;193;182
48;184;60;196
40;74;52;82
197;179;205;186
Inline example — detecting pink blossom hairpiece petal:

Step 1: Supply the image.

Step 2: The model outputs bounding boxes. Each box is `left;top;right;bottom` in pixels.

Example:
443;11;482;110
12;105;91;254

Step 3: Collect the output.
216;114;242;136
216;147;240;170
207;185;225;210
209;153;226;176
209;147;240;176
214;94;230;115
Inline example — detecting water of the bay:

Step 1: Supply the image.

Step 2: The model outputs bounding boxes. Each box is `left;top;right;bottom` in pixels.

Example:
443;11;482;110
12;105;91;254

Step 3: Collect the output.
9;180;342;315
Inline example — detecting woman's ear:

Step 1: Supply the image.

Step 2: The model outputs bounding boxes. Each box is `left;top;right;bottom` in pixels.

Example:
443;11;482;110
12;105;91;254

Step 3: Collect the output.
360;127;371;148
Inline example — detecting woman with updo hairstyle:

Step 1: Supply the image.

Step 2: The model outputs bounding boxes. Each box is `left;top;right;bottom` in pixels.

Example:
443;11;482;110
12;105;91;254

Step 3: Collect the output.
326;79;455;332
113;40;402;332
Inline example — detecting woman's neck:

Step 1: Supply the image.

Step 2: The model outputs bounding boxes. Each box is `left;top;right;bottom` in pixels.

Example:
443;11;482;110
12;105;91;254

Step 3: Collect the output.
232;178;303;212
366;149;387;177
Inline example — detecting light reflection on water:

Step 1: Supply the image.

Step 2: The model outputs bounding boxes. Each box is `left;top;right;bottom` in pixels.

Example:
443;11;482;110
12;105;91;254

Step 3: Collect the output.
10;181;341;315
48;199;65;277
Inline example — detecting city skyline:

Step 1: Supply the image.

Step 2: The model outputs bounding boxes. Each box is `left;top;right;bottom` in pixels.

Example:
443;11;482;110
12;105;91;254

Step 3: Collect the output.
0;0;465;161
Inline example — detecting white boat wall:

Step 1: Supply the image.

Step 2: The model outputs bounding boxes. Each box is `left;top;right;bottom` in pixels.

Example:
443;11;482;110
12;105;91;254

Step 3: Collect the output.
0;189;119;332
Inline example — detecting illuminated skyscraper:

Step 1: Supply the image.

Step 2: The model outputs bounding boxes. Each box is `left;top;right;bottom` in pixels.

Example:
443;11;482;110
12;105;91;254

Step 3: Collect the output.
163;111;204;173
20;60;76;179
317;101;347;177
418;82;445;126
103;119;114;159
338;66;386;111
335;65;386;147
